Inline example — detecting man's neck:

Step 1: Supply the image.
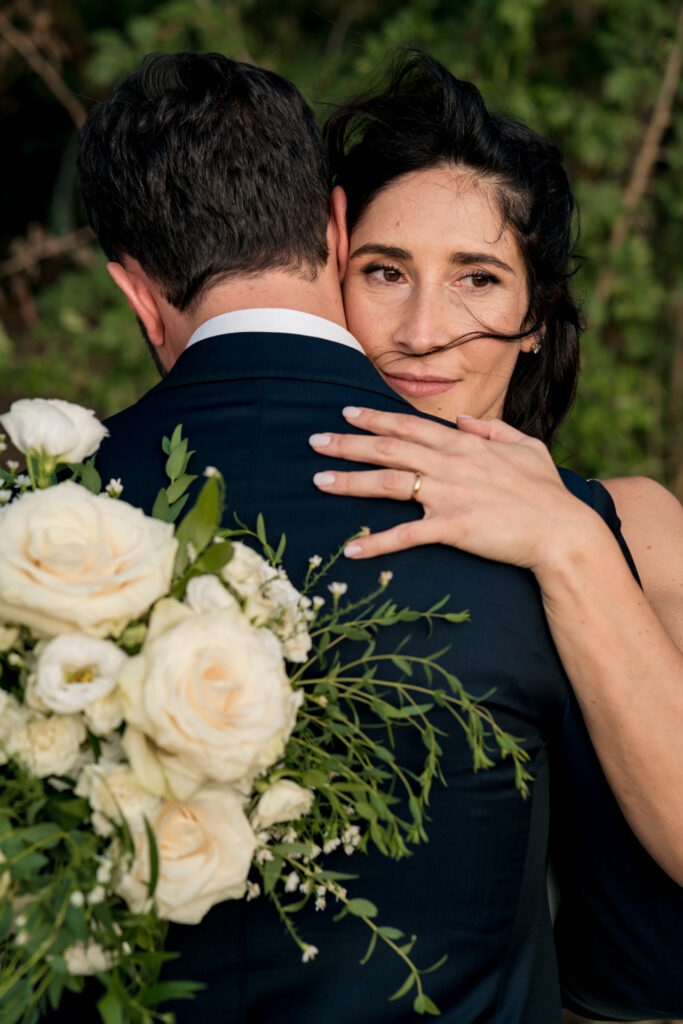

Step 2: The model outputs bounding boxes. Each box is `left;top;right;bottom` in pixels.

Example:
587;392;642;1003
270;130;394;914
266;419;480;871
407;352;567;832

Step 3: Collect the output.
184;267;347;341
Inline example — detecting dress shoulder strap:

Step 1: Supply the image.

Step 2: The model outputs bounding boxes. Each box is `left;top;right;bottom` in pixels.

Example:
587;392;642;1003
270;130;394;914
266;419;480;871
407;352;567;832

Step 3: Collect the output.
557;467;641;585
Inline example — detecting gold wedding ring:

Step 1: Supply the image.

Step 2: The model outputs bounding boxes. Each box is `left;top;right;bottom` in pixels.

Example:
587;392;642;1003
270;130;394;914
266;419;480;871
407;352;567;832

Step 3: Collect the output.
410;472;422;501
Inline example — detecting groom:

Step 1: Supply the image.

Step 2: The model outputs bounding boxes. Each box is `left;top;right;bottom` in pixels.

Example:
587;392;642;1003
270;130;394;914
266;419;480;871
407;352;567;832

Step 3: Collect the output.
72;51;652;1024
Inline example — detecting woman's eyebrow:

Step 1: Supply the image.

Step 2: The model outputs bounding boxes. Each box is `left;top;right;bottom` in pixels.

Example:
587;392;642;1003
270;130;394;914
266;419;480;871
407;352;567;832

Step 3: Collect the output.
350;243;411;260
450;251;515;273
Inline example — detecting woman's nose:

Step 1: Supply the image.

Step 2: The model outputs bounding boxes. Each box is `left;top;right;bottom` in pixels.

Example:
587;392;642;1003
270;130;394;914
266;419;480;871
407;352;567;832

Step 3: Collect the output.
391;288;456;355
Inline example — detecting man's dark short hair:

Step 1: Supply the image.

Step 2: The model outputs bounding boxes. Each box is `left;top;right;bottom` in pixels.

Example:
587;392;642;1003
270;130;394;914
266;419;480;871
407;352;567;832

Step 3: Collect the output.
77;52;330;310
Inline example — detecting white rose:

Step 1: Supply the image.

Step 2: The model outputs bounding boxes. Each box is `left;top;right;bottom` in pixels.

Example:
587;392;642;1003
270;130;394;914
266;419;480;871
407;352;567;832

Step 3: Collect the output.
119;605;299;789
0;398;108;463
184;574;238;614
0;625;18;651
83;688;124;737
121;725;205;800
251;779;315;832
115;784;257;924
75;760;164;837
5;714;85;777
34;633;126;714
0;482;177;637
64;940;115;976
222;542;276;597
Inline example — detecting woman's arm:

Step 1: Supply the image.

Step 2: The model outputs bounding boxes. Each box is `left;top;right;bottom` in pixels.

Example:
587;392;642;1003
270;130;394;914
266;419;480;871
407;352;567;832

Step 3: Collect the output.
309;406;683;882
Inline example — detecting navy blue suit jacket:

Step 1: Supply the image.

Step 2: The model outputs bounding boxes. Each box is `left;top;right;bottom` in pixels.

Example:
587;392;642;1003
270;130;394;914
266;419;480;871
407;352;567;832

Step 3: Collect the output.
72;329;682;1022
89;330;569;1023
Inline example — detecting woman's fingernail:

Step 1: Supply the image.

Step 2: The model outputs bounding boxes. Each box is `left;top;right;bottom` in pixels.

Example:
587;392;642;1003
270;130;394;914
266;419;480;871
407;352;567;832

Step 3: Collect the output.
457;414;473;420
309;433;331;448
344;543;362;557
313;472;336;487
343;406;361;419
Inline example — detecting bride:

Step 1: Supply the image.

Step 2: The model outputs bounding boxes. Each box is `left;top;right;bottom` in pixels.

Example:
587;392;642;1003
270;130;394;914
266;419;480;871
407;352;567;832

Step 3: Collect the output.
309;50;683;1020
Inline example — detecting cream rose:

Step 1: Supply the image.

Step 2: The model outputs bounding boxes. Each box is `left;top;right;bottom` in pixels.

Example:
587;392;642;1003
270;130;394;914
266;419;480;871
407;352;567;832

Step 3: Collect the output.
115;784;257;924
75;760;164;837
0;398;108;463
5;714;86;777
222;541;275;597
184;574;238;614
0;625;18;652
119;603;300;789
251;779;315;832
83;688;124;737
34;633;126;714
0;482;177;637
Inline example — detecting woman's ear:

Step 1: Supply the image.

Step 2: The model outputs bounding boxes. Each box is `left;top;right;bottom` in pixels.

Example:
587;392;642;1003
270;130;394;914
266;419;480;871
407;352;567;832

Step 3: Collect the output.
521;325;546;354
106;261;166;350
330;186;349;282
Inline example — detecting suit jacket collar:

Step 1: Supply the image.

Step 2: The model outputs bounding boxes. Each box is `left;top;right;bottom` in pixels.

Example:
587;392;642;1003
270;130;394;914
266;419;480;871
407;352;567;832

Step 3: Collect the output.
151;331;411;409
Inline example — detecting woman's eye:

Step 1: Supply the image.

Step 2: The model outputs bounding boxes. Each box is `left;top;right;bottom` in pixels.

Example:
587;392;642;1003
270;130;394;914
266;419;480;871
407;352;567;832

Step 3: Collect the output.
362;263;404;284
460;270;497;289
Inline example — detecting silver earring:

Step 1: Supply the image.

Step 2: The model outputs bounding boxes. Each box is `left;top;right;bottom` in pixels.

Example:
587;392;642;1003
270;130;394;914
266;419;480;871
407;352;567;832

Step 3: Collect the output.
531;340;542;354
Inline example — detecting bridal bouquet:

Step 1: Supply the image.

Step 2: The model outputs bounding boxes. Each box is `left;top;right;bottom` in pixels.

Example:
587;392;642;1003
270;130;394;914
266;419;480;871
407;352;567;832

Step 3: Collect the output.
0;399;531;1023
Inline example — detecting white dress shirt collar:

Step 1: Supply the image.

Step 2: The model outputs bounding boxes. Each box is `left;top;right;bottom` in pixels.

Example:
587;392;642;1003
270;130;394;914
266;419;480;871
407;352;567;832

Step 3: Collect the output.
185;308;364;355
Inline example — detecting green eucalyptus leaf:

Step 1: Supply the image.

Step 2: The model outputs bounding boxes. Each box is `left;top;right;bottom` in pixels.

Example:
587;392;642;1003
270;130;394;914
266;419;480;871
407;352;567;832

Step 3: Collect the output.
263;854;283;894
152;488;170;521
144;816;160;897
413;992;441;1015
96;989;125;1024
346;897;377;918
165;437;189;481
360;929;378;964
169;424;184;450
389;972;416;1001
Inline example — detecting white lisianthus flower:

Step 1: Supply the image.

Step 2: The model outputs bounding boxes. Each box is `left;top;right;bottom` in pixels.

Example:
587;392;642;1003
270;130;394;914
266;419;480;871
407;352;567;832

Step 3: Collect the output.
75;760;164;837
0;398;108;463
64;940;115;976
0;482;177;637
184;574;238;614
0;692;29;763
251;779;315;832
115;784;257;925
5;714;85;777
34;633;126;714
118;602;301;790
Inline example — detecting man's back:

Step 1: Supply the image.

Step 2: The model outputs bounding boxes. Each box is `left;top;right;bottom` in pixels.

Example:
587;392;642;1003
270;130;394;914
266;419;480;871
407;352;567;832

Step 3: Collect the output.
90;330;569;1023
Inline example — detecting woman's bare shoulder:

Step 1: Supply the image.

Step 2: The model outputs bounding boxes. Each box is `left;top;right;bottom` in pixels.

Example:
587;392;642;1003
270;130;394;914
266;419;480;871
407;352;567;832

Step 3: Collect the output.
601;476;683;644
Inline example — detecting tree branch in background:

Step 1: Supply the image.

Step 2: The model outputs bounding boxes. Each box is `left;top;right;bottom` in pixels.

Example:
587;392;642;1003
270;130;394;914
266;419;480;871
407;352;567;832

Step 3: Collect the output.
594;3;683;308
0;226;94;281
0;8;87;129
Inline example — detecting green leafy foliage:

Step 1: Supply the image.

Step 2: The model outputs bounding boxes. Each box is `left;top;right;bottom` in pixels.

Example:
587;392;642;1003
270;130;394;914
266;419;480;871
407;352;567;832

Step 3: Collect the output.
2;1;682;492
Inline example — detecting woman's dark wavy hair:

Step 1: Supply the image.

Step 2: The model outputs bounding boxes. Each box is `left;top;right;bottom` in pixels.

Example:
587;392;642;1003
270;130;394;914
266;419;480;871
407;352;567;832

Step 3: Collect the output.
324;50;583;443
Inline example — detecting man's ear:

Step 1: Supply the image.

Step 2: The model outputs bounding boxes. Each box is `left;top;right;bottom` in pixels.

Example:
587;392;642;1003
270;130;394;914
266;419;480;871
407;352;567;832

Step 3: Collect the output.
330;186;349;283
106;261;166;350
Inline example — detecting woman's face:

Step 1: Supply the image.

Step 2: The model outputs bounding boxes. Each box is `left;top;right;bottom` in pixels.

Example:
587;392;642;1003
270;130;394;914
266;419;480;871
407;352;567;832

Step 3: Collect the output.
342;165;535;423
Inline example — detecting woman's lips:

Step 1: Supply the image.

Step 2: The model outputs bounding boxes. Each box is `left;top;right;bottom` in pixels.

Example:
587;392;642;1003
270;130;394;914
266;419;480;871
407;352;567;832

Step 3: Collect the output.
382;373;456;397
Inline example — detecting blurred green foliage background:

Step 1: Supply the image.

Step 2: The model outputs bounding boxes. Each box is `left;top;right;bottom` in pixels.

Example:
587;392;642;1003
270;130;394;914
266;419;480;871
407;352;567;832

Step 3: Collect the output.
1;0;682;498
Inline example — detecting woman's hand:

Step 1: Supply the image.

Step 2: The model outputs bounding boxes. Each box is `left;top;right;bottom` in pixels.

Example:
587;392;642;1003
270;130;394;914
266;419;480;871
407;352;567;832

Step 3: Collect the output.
309;405;593;573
